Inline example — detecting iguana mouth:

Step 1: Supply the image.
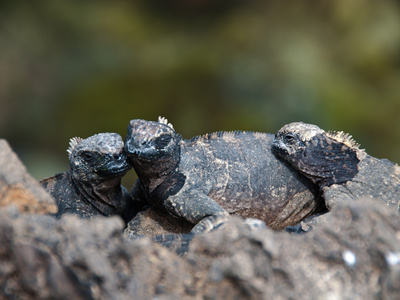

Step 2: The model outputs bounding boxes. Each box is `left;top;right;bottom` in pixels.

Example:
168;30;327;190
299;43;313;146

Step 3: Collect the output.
97;157;132;177
125;135;160;161
271;141;290;157
126;148;162;163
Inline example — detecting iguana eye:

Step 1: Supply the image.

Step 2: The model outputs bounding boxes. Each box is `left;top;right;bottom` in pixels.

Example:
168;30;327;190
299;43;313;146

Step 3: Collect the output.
81;151;97;161
284;133;296;143
155;135;172;149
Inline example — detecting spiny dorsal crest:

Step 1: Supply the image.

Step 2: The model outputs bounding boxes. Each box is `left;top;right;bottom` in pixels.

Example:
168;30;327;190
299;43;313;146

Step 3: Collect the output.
158;116;174;130
67;137;83;158
326;131;362;150
188;130;266;144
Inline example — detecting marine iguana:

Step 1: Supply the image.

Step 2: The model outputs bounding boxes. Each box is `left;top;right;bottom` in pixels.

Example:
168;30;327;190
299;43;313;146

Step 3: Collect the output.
272;122;400;212
41;133;135;222
125;117;324;234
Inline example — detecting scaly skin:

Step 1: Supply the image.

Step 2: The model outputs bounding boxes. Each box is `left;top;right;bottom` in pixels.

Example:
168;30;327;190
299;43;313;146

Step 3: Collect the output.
41;133;135;222
125;117;323;233
272;122;400;211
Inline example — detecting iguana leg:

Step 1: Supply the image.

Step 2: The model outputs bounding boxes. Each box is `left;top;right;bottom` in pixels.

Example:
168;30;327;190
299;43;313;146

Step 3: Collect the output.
191;212;229;234
164;189;229;234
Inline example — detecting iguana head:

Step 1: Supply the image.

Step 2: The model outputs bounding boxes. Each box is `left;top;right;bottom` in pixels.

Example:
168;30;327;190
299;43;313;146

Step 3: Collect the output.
68;133;132;183
125;117;180;180
272;122;360;188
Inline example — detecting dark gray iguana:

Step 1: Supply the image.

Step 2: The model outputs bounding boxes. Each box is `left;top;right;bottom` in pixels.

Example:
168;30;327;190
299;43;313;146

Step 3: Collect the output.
125;117;325;234
41;133;135;223
272;122;400;214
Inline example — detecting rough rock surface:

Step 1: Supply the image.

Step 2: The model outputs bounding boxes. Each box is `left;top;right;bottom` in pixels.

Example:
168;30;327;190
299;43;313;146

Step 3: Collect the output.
124;206;193;238
1;200;400;299
187;200;400;299
0;209;191;299
0;139;57;214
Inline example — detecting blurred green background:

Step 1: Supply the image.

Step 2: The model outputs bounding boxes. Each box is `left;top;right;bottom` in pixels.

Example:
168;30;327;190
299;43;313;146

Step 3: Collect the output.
1;0;400;188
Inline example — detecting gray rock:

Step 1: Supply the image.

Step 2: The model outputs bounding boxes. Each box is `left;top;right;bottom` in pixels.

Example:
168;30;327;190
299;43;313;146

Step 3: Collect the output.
0;210;192;300
1;199;399;299
124;206;193;238
188;199;400;299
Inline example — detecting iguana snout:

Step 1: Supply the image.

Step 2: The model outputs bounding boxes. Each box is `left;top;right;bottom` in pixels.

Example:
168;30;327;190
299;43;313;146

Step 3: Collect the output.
125;118;179;163
96;151;131;177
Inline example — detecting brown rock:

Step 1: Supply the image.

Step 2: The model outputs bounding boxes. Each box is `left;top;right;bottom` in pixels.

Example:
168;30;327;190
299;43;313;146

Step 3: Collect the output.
187;200;400;299
1;189;399;299
0;210;194;299
0;139;57;214
124;207;193;238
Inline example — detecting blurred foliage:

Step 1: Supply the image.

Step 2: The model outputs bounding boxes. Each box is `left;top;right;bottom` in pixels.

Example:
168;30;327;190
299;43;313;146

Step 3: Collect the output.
1;0;400;187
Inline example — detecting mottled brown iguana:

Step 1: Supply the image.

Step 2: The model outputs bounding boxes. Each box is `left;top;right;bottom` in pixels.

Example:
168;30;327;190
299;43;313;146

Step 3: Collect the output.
41;133;135;223
125;117;325;234
272;122;400;212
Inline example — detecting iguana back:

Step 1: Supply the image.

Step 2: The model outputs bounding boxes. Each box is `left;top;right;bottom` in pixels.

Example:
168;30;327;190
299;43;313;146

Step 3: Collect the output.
125;118;324;232
177;131;322;229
